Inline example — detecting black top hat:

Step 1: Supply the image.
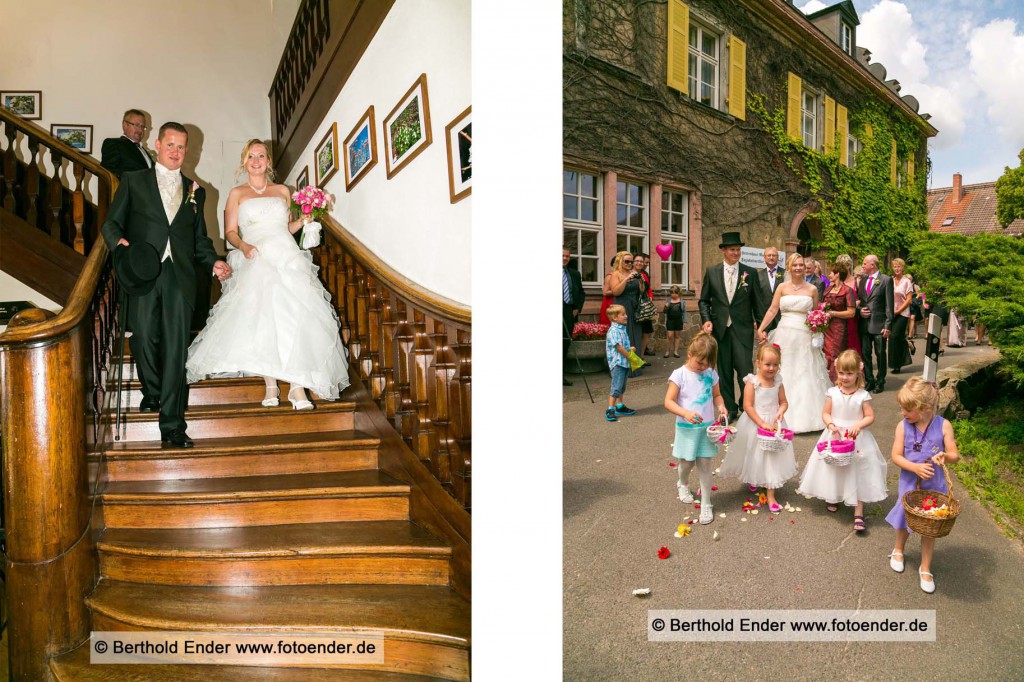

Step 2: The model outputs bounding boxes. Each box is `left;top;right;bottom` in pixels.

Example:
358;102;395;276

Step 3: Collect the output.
718;232;745;248
113;242;161;296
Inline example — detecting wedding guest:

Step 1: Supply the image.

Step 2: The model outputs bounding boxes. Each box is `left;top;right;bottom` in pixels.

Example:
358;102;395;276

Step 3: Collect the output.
804;257;826;299
562;246;585;386
837;255;861;355
757;246;784;334
100;109;154;178
822;261;857;383
889;258;913;374
609;251;645;376
635;253;655;358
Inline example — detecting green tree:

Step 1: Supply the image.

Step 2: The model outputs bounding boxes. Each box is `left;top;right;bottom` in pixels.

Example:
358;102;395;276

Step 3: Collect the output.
908;232;1024;385
995;148;1024;229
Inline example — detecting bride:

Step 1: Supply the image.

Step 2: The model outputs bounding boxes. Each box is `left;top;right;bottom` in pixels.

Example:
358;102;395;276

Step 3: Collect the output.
186;139;350;408
756;253;831;433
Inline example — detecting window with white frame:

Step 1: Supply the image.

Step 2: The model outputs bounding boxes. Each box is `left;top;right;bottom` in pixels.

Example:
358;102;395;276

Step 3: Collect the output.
688;22;720;108
840;23;853;55
802;89;819;149
615;180;647;256
898;158;909;188
563;169;602;285
660;189;690;288
847;134;861;168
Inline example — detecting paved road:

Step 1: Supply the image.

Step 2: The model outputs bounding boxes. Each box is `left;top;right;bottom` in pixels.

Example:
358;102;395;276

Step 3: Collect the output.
564;340;1024;680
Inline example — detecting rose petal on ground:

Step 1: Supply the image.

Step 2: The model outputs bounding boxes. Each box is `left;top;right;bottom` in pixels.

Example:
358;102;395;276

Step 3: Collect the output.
751;509;759;515
713;531;720;541
633;588;651;596
796;507;802;512
718;513;726;518
741;518;748;522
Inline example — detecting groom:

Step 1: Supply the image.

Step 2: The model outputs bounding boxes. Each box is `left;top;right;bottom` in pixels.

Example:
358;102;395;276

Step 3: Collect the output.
101;122;232;447
699;232;765;422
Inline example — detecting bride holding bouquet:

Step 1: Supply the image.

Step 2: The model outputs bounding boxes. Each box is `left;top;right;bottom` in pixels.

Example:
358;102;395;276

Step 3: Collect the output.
186;139;350;409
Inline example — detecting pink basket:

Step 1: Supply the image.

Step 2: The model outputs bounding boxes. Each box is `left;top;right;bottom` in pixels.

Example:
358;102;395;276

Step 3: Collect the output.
816;438;856;466
815;439;855;454
756;422;794;452
756;425;794;441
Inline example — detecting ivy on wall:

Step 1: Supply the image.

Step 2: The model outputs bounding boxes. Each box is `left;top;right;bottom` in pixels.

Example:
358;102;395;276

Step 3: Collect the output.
748;94;930;261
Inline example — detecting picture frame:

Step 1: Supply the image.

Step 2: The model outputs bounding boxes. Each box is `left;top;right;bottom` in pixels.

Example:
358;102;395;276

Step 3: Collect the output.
383;74;432;179
50;124;93;154
445;106;471;203
315;123;339;188
1;90;42;119
296;166;309;190
343;105;378;192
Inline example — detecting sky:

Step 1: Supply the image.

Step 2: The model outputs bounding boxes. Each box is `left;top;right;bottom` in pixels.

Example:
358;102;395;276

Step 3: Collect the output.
799;0;1024;189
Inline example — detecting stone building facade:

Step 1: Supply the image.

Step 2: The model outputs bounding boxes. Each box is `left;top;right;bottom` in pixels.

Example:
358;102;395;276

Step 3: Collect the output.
563;0;937;320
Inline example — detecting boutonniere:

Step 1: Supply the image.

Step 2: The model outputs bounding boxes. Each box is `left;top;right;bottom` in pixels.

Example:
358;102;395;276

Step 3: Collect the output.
774;270;783;281
740;272;749;288
187;181;199;212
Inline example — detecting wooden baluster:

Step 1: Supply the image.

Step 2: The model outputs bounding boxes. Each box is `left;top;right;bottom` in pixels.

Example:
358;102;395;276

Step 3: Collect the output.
47;148;64;240
333;240;351;346
355;267;371;380
410;310;437;468
344;253;361;360
25;137;40;227
392;300;416;442
429;319;455;488
379;291;400;417
451;328;472;510
366;277;386;399
72;161;86;254
1;123;15;210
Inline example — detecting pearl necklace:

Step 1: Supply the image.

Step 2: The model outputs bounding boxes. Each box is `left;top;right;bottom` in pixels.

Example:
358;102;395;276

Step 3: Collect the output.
247;179;268;195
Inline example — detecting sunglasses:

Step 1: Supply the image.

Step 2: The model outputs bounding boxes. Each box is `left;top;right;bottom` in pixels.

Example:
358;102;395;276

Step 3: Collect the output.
623;260;633;264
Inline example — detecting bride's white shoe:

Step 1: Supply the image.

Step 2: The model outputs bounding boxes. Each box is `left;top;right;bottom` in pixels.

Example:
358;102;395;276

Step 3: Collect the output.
288;387;314;411
262;385;280;407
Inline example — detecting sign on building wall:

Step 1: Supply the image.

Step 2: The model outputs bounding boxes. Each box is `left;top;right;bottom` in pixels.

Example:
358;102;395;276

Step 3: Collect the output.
740;247;785;269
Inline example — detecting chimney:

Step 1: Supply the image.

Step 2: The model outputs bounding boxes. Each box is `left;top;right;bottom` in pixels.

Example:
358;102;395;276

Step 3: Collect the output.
953;173;963;204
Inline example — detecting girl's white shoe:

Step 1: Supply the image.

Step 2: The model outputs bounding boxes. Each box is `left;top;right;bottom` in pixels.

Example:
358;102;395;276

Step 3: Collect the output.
919;569;936;594
677;483;694;503
888;550;905;573
699;504;714;524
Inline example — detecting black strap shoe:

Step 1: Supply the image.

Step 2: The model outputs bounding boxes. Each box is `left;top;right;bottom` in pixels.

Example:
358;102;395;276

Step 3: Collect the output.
139;397;160;413
161;429;194;448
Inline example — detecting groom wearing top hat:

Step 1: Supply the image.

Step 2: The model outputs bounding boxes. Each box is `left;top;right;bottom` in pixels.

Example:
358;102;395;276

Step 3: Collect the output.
698;232;765;422
101;122;232;448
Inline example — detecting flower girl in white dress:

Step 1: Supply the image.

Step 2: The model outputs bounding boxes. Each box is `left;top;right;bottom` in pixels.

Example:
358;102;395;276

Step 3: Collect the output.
797;350;888;532
720;344;797;512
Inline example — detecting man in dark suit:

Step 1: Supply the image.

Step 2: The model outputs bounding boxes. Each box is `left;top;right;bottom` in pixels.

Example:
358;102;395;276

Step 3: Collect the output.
857;254;894;393
101;122;232;447
101;109;155;178
756;246;784;333
562;246;585;386
804;257;826;299
699;232;765;421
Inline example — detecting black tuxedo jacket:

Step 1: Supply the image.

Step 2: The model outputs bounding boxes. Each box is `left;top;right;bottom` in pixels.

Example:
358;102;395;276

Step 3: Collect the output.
101;136;153;178
698;262;764;344
564;265;584;311
101;168;219;308
806;273;826;299
857;272;894;336
757;267;785;300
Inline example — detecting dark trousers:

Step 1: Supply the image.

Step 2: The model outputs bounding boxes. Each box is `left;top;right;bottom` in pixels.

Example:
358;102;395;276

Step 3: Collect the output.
718;324;753;415
128;264;191;436
562;303;575;371
860;330;887;389
888;316;910;370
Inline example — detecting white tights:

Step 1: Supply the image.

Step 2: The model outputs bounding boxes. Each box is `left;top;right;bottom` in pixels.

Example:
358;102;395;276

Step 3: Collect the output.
677;458;714;506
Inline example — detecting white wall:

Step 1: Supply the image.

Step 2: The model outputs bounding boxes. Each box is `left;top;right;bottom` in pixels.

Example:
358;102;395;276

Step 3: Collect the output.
0;0;299;248
283;1;471;305
0;272;62;333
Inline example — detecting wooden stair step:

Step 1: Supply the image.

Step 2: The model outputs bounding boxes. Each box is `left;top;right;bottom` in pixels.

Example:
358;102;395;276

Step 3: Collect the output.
92;430;380;480
109;401;356;440
51;642;447;681
98;521;451;586
87;581;470;679
106;376;271;408
100;471;410;529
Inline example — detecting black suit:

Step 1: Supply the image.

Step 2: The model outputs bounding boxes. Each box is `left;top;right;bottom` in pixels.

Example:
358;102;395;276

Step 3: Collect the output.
101;168;220;437
757;266;784;333
101;136;153;178
857;272;894;390
698;262;764;415
562;265;585;369
805;273;826;299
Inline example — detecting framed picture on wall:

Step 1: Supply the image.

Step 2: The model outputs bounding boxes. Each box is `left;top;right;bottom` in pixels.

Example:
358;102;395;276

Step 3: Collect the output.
50;124;93;154
445;106;471;203
315;122;339;187
296;165;309;190
343;105;377;192
1;90;42;119
383;73;432;179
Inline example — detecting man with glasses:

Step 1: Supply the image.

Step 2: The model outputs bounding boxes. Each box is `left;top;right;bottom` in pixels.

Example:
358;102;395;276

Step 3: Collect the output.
101;109;154;178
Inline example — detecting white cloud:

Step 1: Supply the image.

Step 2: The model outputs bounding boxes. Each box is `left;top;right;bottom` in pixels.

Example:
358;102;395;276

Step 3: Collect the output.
968;18;1024;149
798;1;828;13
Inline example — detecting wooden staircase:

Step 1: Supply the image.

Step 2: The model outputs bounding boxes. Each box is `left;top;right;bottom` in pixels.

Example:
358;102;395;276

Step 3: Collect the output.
49;364;470;680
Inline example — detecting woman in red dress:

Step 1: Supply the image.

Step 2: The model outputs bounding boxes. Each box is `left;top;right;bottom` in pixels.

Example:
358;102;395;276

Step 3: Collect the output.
836;254;861;355
823;261;857;383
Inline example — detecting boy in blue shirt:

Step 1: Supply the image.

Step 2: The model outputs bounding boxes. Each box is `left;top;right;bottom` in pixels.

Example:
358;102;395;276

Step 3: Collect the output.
605;305;637;422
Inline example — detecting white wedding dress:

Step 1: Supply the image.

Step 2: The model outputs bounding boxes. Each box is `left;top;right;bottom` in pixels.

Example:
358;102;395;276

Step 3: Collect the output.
186;197;350;399
767;295;831;433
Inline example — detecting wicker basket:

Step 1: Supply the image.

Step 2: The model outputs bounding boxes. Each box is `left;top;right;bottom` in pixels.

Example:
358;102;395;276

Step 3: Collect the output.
816;437;856;467
902;463;960;538
756;421;795;452
706;415;736;445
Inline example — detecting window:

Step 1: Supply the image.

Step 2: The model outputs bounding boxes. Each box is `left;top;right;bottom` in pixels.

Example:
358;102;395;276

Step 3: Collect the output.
847;134;861;168
898;159;909;188
688;22;720;108
802;89;819;149
941;216;955;227
615;180;647;256
840;23;853;55
661;189;690;288
563;169;602;285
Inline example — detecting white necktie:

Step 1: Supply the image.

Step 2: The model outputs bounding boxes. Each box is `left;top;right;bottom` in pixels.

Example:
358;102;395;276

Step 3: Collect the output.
156;171;181;261
726;267;736;302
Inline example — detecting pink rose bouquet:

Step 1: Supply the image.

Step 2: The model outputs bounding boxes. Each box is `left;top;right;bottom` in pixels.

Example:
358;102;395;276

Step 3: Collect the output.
290;185;334;248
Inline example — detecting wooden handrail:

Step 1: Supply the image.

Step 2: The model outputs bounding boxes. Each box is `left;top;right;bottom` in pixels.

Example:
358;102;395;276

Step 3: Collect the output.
0;106;114;180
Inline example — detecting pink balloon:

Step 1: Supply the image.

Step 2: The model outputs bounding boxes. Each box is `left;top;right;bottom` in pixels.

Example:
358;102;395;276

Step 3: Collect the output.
655;243;673;260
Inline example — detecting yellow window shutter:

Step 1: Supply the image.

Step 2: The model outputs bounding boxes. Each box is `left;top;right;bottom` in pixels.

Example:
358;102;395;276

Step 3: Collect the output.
727;35;746;120
890;139;897;185
837;104;848;166
908;154;915;183
787;73;802;142
667;0;689;94
824;96;836;153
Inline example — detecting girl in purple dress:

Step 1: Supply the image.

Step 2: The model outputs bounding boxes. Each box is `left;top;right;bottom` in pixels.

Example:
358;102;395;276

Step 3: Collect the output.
885;378;960;593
